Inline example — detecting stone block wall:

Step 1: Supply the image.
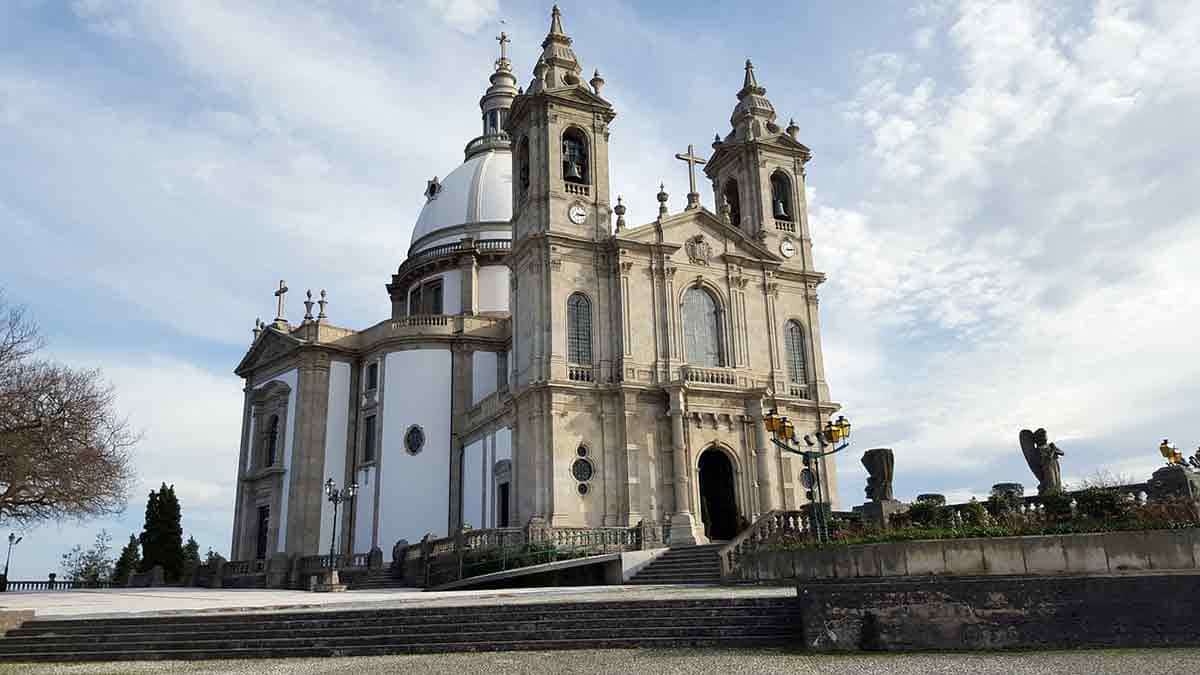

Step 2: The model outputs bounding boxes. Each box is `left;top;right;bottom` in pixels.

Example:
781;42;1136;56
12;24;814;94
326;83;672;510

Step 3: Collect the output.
737;529;1200;582
798;572;1200;651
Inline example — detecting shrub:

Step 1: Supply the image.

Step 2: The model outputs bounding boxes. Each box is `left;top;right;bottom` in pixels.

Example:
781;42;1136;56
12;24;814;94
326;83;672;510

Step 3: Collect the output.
1040;493;1074;522
906;500;949;528
959;499;990;527
1074;488;1129;521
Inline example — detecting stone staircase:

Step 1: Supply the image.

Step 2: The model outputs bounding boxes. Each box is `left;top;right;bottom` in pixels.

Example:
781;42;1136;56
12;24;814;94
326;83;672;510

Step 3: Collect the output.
0;597;799;662
628;544;724;585
346;566;409;590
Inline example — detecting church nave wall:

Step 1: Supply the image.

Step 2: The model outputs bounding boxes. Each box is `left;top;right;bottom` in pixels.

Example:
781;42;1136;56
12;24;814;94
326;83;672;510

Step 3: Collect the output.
369;349;453;559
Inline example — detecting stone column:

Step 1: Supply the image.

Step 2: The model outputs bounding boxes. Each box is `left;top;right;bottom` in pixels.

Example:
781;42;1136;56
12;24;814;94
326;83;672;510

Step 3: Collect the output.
231;385;254;560
748;397;777;515
459;241;478;315
667;387;698;545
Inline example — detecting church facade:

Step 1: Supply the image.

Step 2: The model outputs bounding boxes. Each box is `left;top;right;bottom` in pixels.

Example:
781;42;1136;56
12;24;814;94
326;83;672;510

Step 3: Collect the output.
229;7;839;562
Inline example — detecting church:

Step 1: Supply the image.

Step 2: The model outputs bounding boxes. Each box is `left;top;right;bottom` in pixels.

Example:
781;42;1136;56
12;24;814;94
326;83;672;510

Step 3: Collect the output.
229;6;839;563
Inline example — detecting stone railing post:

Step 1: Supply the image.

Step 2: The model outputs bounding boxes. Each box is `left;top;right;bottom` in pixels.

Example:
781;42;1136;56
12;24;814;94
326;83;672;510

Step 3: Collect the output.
368;547;384;570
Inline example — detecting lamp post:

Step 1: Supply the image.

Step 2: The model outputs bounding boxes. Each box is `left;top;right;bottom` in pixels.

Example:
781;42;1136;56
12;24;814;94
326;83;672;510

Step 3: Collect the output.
322;478;358;588
3;533;22;592
763;411;852;543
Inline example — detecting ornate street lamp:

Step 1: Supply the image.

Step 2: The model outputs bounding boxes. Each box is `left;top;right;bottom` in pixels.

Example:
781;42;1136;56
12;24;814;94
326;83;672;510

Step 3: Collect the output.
3;533;22;592
322;478;358;589
763;409;853;543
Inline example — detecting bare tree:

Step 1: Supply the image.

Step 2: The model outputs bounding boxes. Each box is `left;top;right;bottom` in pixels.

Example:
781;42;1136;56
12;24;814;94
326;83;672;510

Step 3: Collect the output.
0;291;137;526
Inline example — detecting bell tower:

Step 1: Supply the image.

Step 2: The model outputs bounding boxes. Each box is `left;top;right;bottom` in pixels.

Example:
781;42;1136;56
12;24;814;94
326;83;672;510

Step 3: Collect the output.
505;6;624;528
506;4;616;244
704;60;814;271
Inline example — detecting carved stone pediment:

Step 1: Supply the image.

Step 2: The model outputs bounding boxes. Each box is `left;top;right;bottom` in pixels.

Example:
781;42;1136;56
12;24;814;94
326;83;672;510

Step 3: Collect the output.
235;328;305;377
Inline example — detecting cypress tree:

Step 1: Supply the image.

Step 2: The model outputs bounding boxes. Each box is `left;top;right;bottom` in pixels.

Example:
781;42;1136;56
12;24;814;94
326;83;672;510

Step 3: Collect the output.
112;534;140;585
137;488;161;573
139;483;185;581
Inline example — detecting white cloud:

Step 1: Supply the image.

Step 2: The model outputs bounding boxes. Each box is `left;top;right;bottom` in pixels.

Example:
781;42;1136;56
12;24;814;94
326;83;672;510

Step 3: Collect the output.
820;0;1200;495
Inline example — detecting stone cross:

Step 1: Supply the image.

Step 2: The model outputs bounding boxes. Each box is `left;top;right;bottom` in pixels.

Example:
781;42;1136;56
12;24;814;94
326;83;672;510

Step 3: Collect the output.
497;32;510;61
274;280;288;322
674;144;707;209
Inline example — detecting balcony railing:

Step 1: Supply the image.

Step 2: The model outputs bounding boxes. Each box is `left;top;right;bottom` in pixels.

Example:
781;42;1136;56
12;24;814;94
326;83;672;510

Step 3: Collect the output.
396;238;511;284
681;365;737;386
564;182;590;197
568;365;594;382
775;219;796;233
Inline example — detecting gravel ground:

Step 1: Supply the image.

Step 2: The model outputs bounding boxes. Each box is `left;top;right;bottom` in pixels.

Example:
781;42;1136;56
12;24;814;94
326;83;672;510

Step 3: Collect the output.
3;648;1200;674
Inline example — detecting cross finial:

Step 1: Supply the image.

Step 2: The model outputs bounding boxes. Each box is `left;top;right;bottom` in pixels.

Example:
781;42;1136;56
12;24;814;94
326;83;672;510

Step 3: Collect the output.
674;143;708;210
273;280;289;323
497;31;510;58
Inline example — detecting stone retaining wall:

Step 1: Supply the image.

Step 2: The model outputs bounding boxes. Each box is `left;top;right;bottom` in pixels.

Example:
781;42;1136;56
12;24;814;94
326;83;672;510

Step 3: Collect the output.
798;572;1200;651
739;529;1200;582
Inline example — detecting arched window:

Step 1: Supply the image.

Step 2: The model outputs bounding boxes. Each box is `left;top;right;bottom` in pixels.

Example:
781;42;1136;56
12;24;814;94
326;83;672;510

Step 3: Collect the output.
771;171;793;221
682;287;725;367
562;128;589;184
517;136;530;196
266;415;279;467
567;293;592;364
784;320;808;385
723;179;741;228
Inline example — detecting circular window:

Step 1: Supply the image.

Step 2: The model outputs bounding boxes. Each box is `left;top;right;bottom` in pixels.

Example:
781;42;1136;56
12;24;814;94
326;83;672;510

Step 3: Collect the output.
571;457;593;482
577;482;590;495
576;445;588;458
404;425;425;455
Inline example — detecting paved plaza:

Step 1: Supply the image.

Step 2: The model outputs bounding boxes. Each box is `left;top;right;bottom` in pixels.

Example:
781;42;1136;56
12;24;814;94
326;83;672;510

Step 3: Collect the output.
0;584;793;619
1;647;1199;674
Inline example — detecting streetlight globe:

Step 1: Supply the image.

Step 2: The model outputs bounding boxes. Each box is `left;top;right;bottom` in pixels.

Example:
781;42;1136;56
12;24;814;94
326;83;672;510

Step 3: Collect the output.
324;478;335;497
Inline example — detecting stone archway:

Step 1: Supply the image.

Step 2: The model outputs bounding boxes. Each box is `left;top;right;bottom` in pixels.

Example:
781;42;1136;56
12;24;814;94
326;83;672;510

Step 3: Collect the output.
698;448;739;541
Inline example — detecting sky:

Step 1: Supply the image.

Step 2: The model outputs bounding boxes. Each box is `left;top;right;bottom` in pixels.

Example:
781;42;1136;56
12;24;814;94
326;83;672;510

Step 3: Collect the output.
2;0;1198;578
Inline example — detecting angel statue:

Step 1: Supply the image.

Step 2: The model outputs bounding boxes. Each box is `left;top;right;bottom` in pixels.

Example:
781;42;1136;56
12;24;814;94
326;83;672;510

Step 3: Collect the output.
1020;428;1065;496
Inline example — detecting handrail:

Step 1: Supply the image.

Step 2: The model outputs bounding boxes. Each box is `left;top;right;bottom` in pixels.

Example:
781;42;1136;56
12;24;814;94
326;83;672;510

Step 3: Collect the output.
718;509;807;578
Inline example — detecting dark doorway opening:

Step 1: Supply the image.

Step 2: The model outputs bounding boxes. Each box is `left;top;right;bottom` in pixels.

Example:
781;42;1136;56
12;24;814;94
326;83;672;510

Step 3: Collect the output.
497;482;511;528
255;505;270;559
698;449;739;541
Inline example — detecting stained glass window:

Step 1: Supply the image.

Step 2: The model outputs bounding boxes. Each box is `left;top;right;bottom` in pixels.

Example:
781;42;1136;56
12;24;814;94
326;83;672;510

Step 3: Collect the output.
683;287;724;367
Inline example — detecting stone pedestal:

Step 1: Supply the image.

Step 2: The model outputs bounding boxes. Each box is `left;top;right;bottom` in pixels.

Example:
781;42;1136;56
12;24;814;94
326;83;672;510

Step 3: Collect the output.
311;568;347;593
1148;465;1200;502
668;512;700;546
861;500;907;530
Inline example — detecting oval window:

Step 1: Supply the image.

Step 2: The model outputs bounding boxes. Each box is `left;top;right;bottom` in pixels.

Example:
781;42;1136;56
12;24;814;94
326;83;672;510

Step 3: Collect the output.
404;425;425;455
571;457;593;482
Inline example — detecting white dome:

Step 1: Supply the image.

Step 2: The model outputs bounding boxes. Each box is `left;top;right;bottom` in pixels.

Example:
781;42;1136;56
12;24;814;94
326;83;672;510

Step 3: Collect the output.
410;148;512;252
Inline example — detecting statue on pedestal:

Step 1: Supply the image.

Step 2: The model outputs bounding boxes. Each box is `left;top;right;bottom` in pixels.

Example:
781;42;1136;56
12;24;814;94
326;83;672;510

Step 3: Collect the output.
1020;428;1064;496
862;448;895;502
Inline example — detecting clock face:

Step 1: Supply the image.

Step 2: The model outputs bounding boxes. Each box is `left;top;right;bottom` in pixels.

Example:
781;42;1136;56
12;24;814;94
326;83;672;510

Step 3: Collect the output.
779;238;797;258
568;204;587;224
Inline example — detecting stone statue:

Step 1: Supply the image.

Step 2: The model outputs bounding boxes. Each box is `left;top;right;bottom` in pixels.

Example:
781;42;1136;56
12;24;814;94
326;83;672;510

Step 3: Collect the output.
1020;428;1064;496
861;448;895;502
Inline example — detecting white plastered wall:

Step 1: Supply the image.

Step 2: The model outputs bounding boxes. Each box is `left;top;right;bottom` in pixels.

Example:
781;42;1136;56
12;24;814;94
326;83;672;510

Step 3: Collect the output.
463;438;485;529
255;368;298;554
478;265;510;312
318;361;350;551
379;349;452;559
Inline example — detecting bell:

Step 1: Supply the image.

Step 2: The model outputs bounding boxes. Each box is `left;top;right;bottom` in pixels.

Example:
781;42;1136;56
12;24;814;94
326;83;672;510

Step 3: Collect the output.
564;161;583;181
773;198;789;220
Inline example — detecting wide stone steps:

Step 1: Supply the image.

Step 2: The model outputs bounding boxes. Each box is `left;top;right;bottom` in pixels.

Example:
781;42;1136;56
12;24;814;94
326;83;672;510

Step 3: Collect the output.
627;544;725;585
0;598;799;663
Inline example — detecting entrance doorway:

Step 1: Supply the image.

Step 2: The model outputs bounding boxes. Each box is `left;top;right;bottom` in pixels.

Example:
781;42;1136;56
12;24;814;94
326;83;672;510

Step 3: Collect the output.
698;448;739;541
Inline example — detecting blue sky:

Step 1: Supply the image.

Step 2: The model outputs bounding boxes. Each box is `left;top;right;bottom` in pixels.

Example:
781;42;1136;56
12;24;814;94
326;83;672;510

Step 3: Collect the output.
2;0;1198;578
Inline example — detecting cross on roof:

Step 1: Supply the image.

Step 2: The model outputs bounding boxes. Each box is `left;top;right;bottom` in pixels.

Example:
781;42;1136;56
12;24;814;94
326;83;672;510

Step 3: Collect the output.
674;144;708;208
497;32;510;60
274;280;288;322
